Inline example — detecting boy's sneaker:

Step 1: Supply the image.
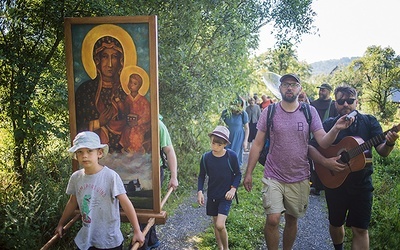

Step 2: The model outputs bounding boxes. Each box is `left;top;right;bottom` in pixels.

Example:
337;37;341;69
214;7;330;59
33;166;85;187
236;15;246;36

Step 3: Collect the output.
146;241;160;250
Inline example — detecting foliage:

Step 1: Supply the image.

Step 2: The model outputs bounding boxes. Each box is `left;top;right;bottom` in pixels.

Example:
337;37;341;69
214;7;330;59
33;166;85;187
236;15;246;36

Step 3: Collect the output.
252;43;313;100
256;43;312;77
0;0;70;185
0;136;73;249
0;183;67;249
350;46;400;121
331;46;400;121
369;148;400;249
152;0;315;157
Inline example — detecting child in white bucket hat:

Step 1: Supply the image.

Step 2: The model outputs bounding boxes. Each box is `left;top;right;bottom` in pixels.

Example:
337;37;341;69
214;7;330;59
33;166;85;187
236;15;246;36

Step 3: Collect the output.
68;131;109;159
197;126;241;249
56;131;144;249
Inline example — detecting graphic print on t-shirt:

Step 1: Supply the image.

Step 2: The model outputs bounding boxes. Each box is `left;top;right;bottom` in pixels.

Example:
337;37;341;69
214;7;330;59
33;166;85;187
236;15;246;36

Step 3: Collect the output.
82;194;92;224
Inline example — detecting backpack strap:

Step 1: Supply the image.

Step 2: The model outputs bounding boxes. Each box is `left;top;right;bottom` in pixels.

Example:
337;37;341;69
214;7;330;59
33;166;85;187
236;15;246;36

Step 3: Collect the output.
300;102;312;125
225;150;239;204
202;150;239;204
264;103;276;148
300;102;313;139
201;153;208;175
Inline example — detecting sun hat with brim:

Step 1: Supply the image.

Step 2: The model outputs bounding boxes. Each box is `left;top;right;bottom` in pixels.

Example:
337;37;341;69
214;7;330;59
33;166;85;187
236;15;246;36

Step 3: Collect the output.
68;131;109;159
280;73;301;84
208;126;231;144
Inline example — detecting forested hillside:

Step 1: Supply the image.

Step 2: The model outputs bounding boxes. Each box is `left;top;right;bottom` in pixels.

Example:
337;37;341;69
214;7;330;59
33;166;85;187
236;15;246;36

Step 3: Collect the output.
310;57;358;75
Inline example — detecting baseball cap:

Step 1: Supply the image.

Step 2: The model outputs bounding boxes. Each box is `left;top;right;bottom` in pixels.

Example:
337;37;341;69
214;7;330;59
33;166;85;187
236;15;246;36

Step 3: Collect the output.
317;83;333;91
68;131;109;159
208;126;231;144
280;73;301;84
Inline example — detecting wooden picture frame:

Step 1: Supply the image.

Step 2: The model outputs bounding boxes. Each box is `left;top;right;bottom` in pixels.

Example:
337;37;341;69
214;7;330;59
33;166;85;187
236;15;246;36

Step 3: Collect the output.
64;16;165;223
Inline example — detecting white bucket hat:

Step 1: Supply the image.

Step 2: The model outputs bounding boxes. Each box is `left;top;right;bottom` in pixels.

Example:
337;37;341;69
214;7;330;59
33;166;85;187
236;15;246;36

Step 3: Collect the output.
208;125;231;144
68;131;109;159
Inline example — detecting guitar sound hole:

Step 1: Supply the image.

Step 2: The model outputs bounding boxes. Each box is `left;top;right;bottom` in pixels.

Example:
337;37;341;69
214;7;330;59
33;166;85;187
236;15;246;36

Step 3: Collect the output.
339;151;351;163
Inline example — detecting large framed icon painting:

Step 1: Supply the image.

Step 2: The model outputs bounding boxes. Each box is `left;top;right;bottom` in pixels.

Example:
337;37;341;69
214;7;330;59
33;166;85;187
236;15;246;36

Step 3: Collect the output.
64;16;164;222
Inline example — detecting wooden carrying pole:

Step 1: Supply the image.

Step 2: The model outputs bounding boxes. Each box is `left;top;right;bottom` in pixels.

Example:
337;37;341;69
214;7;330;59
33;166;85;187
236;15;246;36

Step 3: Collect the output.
130;187;174;250
40;213;81;250
40;187;173;250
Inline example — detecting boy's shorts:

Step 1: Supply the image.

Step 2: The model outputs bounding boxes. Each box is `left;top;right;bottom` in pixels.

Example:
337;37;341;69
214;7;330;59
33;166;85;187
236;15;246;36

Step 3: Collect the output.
206;197;232;216
261;177;309;218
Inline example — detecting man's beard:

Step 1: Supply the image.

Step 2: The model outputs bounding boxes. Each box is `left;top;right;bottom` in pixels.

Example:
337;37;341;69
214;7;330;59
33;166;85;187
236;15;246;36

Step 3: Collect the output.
319;93;329;100
281;91;298;103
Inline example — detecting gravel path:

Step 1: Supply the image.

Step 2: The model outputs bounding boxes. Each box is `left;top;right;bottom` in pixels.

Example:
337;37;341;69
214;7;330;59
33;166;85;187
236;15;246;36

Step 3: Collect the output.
157;190;210;250
156;153;332;249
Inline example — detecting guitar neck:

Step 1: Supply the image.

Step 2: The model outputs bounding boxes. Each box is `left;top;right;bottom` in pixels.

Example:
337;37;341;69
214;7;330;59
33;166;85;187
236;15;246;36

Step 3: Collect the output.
348;125;399;159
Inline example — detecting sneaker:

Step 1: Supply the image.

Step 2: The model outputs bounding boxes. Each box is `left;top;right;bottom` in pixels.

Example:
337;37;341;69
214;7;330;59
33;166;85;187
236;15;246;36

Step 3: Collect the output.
146;241;160;250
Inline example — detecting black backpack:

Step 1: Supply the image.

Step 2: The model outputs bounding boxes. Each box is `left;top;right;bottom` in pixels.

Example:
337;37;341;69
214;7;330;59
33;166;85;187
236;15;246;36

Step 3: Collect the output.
258;103;312;165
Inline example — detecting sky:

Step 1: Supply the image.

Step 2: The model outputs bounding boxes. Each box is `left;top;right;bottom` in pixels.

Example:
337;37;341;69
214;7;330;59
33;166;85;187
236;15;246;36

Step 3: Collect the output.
256;0;400;63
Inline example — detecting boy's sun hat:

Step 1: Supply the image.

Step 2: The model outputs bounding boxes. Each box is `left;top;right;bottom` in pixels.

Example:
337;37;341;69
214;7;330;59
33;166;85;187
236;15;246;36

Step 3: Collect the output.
208;126;231;144
68;131;109;159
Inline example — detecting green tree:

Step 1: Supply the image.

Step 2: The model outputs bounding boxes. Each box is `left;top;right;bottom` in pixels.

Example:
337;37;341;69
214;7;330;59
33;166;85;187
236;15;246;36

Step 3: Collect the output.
253;43;312;98
349;46;400;121
0;0;71;184
144;1;316;154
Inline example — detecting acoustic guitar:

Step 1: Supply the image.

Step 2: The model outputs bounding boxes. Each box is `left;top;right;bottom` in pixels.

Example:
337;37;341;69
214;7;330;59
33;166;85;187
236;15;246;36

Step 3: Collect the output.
314;124;399;189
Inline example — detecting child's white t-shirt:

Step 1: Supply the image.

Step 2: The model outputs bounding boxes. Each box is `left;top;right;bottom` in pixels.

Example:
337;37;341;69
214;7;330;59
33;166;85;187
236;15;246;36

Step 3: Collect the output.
66;166;126;250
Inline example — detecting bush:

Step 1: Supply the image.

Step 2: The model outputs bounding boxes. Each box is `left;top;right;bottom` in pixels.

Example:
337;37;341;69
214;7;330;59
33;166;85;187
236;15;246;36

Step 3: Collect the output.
0;135;77;249
369;149;400;249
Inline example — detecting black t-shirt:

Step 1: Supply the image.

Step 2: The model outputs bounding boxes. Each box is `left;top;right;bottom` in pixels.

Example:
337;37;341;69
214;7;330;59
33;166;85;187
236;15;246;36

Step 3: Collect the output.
310;98;338;121
322;112;383;193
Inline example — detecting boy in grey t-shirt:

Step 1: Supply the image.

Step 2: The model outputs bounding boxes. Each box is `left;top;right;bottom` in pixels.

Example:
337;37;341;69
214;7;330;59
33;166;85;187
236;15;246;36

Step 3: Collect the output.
55;131;144;249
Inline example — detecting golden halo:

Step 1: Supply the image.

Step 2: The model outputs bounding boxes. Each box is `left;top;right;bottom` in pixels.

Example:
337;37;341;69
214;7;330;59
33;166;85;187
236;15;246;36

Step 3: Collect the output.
120;65;150;96
81;24;137;79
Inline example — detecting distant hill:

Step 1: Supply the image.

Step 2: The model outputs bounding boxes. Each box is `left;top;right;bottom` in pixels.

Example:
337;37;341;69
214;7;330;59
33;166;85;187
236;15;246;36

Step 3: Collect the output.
310;57;359;75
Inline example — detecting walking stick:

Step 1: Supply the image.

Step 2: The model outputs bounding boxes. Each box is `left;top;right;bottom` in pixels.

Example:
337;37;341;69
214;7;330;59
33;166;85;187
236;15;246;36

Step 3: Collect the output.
40;213;81;250
130;187;174;250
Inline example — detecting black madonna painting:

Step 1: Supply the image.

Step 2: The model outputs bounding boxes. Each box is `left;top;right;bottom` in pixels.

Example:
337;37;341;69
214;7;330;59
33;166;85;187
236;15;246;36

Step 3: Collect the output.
64;16;160;213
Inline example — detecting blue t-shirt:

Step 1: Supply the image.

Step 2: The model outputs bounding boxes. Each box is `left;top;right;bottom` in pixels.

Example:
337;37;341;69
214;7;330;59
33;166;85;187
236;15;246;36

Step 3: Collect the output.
197;149;242;199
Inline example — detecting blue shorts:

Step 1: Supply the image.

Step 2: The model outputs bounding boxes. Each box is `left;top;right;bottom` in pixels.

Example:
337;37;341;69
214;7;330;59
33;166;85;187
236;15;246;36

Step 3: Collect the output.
325;186;372;229
206;197;232;216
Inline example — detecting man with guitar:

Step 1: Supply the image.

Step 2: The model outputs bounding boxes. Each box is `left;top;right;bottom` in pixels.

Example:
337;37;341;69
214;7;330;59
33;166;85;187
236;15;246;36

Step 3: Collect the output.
243;74;353;250
308;86;398;250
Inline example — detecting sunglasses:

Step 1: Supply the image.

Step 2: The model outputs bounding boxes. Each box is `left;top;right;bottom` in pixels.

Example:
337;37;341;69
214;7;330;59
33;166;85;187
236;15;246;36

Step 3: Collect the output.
336;98;356;105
